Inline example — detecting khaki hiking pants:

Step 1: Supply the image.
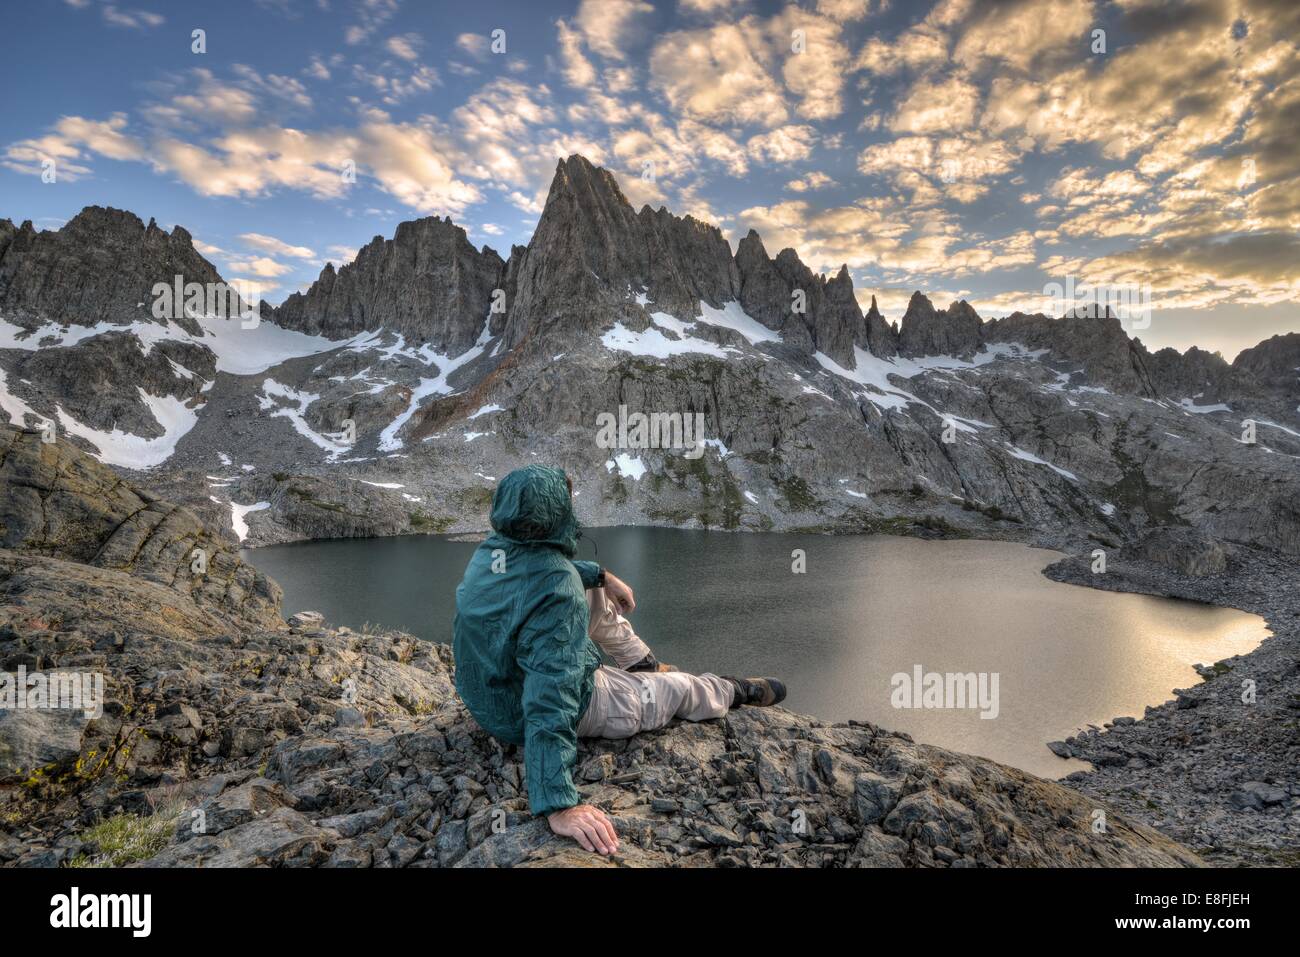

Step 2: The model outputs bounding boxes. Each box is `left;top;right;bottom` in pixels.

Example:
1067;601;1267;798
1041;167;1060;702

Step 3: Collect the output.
575;587;734;739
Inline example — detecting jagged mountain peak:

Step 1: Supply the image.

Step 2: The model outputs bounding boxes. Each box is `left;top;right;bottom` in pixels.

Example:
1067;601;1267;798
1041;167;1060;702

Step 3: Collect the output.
546;153;635;215
271;209;505;354
899;293;982;358
735;229;770;260
1231;330;1300;391
67;204;147;231
773;247;807;271
0;203;221;334
498;154;740;351
36;205;197;252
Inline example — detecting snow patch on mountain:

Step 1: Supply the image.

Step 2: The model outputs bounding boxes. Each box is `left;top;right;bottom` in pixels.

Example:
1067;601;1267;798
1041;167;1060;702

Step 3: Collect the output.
601;321;733;360
378;322;493;452
606;453;646;480
258;379;352;460
0;368;42;428
1177;398;1232;414
814;345;1039;424
603;302;777;360
228;499;271;541
695;301;780;346
1004;443;1079;481
0;314;370;378
56;388;198;469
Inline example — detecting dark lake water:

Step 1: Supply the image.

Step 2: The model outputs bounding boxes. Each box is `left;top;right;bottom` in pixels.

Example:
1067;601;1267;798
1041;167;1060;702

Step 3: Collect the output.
244;529;1267;778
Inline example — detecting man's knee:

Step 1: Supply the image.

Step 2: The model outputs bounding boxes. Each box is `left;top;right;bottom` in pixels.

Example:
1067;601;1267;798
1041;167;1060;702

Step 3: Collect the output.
638;671;715;727
578;667;647;739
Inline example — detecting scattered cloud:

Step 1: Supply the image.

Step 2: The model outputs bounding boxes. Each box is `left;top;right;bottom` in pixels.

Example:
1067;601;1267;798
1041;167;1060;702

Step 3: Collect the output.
748;125;818;164
385;33;422;61
3;113;142;179
225;256;293;278
574;0;654;61
787;171;833;192
99;5;165;30
239;233;317;258
12;0;1300;337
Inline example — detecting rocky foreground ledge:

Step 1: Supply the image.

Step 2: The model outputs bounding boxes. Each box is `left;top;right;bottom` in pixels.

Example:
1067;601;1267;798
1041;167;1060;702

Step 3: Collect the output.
0;426;1200;867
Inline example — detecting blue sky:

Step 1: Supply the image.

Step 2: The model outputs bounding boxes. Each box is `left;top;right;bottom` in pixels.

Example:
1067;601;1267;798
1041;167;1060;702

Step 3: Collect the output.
2;0;1298;359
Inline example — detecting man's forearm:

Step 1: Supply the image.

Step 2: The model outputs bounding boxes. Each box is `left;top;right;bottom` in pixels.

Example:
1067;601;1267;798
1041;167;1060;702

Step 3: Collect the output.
601;570;635;613
586;584;652;668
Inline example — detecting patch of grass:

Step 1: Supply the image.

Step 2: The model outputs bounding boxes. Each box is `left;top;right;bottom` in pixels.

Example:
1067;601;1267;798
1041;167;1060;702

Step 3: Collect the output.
608;475;629;505
393;692;435;716
408;511;454;533
775;476;821;513
651;453;746;529
286;487;365;516
66;803;183;868
960;500;1023;524
456;485;494;510
1104;423;1182;524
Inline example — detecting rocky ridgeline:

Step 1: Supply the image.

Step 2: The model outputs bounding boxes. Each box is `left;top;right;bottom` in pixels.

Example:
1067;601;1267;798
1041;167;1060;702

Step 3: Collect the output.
3;157;1297;426
272;216;506;357
0;426;1199;868
0;208;224;334
0;207;224;437
2;155;1298;559
265;154;1300;397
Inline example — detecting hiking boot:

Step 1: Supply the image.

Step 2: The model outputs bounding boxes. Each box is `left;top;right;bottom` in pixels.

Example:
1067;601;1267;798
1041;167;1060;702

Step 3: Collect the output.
722;676;786;708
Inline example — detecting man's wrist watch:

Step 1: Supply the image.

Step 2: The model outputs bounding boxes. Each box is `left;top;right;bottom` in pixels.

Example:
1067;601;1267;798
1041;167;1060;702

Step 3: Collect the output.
594;568;607;588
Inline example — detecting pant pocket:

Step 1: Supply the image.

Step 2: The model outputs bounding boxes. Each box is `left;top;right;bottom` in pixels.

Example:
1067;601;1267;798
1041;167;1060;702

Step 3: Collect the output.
579;669;644;739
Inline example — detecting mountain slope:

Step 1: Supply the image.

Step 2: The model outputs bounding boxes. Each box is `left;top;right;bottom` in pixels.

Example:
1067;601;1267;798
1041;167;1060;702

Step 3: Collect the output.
0;156;1297;555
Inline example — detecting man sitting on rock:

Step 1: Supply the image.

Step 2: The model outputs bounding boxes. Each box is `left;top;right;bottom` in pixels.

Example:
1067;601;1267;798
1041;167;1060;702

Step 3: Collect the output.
453;465;786;856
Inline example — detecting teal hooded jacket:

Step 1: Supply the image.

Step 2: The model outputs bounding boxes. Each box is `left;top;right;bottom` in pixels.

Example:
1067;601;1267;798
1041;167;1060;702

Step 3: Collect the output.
452;465;602;816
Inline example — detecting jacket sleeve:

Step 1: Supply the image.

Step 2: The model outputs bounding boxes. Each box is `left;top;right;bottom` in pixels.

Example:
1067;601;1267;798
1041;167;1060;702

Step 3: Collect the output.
516;582;591;816
571;560;602;590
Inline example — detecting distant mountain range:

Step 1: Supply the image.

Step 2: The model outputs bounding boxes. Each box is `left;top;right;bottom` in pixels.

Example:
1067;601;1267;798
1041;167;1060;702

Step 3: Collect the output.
1;155;1298;554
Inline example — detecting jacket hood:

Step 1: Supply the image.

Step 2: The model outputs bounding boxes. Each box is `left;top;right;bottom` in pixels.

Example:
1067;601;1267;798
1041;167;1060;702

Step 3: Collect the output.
487;465;580;557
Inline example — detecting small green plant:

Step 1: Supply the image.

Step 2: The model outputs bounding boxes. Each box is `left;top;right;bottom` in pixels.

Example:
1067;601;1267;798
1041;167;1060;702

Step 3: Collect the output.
66;802;184;868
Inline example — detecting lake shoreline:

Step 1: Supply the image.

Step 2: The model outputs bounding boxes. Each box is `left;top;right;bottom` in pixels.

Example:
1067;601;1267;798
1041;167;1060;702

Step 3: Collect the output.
244;521;1296;865
1043;541;1299;866
0;415;1206;869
